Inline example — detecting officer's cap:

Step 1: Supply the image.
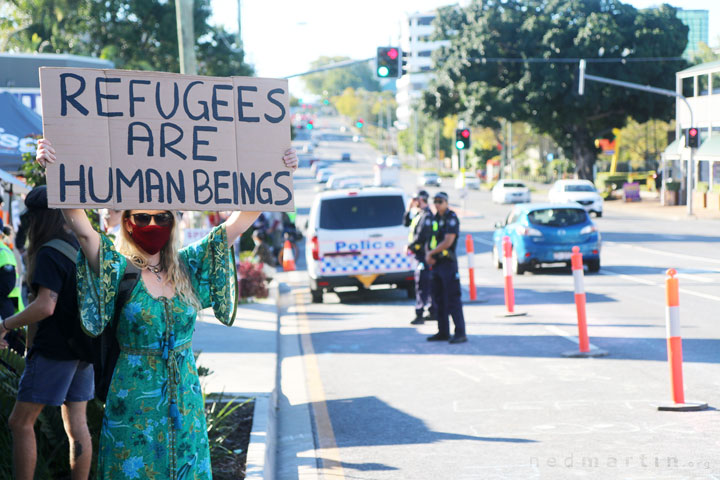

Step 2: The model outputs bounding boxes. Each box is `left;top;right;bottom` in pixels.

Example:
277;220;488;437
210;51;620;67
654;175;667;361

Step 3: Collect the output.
25;185;48;210
414;190;429;200
433;191;449;202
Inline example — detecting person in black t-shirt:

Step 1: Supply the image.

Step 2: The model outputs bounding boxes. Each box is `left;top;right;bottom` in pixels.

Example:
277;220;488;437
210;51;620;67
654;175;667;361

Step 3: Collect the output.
0;186;93;480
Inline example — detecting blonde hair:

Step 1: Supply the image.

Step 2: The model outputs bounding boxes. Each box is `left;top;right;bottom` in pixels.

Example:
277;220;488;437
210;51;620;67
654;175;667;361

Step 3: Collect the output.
115;211;201;310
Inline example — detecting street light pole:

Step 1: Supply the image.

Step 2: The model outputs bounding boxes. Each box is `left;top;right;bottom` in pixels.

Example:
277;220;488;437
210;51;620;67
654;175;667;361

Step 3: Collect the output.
578;59;695;216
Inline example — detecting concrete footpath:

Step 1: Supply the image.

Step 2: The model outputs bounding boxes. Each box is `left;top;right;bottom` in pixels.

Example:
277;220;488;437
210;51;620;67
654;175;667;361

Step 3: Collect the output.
193;281;282;480
603;191;720;221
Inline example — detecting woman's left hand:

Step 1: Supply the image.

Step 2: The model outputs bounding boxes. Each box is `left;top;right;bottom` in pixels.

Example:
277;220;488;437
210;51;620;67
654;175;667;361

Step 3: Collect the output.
283;148;298;171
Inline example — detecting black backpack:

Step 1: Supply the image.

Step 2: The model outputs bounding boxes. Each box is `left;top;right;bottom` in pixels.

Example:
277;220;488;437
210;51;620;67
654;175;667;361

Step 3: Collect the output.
94;262;141;402
43;239;141;402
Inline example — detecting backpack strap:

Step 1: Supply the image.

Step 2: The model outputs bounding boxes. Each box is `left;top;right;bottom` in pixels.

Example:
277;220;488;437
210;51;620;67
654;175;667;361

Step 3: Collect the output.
42;238;78;263
113;262;141;327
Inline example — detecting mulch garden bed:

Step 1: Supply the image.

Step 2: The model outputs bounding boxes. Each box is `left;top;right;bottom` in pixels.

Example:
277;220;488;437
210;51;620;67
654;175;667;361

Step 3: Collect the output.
208;399;255;480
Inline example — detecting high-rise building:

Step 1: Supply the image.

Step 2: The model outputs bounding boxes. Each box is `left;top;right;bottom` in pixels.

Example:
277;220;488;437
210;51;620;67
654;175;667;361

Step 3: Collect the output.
676;9;709;59
395;10;449;127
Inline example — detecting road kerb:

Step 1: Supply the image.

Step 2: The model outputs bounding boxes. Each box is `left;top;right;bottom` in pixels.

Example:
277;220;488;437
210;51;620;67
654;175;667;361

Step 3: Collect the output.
244;281;280;480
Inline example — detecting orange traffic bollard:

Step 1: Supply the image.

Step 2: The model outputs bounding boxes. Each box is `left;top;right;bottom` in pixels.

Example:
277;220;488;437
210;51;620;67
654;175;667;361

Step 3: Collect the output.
282;240;296;271
562;247;606;358
465;234;477;301
497;236;526;317
658;269;707;411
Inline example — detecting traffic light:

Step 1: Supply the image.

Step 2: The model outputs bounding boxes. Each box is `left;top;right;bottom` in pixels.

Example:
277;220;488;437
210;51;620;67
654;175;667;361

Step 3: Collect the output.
356;118;364;129
306;120;314;130
376;47;401;79
401;51;409;76
455;128;471;150
686;127;699;148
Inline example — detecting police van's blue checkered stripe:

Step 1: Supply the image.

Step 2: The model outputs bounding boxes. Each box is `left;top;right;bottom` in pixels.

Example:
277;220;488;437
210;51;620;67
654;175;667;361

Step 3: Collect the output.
321;253;416;274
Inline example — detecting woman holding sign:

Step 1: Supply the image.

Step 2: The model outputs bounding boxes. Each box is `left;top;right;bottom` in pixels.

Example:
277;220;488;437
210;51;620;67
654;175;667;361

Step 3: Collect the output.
36;139;297;480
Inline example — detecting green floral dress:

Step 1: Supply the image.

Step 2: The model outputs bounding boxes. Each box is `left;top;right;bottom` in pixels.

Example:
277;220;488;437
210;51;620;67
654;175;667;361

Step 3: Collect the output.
78;225;236;480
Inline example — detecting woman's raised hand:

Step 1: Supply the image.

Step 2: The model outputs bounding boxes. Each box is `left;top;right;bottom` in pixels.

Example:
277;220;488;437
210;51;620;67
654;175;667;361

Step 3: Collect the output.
36;139;56;168
283;148;298;171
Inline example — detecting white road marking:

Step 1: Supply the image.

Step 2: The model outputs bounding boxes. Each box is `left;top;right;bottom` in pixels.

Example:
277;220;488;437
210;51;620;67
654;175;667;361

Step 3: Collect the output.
600;270;656;286
601;269;720;302
448;367;484;383
605;242;720;266
545;325;603;351
676;272;715;283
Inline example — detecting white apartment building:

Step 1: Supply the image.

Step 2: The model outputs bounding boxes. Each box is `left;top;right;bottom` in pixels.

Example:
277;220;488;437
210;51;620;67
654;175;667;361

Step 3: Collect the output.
396;10;449;127
663;60;720;189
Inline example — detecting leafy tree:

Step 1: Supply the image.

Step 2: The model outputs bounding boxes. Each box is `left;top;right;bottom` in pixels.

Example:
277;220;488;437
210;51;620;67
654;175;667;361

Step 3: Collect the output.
613;117;673;171
304;56;380;97
692;38;720;64
423;0;688;180
2;0;252;77
332;88;395;127
333;87;363;119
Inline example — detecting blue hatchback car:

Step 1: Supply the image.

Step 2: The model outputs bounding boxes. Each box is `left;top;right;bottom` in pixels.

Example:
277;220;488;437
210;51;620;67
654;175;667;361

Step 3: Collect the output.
492;203;601;274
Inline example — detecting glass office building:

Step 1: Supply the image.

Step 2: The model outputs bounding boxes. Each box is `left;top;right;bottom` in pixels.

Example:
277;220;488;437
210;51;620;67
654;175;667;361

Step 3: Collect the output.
676;9;709;59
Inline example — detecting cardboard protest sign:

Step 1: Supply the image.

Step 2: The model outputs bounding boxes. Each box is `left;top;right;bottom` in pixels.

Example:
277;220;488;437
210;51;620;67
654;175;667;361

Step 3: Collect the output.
39;67;293;211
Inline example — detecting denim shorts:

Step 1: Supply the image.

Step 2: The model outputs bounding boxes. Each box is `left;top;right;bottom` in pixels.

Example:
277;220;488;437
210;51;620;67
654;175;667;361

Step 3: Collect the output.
17;352;94;406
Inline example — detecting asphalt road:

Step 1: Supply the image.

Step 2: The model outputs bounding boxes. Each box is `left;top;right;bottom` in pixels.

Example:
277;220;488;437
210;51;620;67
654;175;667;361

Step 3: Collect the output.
277;117;720;480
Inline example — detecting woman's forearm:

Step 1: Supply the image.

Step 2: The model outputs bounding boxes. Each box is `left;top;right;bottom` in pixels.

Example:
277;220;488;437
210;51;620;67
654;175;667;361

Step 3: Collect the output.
224;211;261;245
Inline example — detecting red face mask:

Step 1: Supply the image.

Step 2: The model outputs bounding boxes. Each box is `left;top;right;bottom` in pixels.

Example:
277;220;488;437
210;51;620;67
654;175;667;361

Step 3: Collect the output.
129;223;172;255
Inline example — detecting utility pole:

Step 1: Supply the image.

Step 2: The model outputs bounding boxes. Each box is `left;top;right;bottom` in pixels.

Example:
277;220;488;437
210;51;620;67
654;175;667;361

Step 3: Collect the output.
236;0;243;51
176;0;197;75
458;120;466;172
508;121;513;177
386;102;392;154
435;121;441;171
413;110;419;169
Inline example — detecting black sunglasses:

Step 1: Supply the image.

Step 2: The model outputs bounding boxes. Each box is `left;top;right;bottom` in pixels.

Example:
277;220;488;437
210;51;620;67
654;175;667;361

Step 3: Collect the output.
433;199;446;204
129;212;174;228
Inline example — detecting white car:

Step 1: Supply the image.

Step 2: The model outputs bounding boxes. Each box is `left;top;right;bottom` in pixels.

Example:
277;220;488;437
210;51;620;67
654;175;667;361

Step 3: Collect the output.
305;188;416;303
316;168;334;183
325;174;355;190
548;179;603;217
454;173;480;190
335;178;366;189
492;179;531;204
418;172;441;187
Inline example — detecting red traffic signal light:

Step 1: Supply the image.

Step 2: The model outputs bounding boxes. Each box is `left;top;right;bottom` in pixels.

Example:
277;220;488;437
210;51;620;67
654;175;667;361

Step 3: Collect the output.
687;127;699;148
376;47;402;78
455;128;471;150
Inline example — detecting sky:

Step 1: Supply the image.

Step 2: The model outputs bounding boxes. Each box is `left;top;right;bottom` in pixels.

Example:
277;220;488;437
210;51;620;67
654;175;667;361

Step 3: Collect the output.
210;0;720;97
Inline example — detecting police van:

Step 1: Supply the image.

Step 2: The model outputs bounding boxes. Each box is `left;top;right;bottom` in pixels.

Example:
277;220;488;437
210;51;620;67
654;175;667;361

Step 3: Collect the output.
305;187;416;303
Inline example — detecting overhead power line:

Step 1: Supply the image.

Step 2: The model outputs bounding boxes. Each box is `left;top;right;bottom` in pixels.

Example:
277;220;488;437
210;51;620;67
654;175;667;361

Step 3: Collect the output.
468;56;685;64
284;55;684;79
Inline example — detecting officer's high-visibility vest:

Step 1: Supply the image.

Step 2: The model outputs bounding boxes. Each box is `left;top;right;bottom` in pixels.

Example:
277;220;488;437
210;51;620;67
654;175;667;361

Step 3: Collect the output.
0;242;23;312
408;214;422;242
430;219;439;249
430;219;450;259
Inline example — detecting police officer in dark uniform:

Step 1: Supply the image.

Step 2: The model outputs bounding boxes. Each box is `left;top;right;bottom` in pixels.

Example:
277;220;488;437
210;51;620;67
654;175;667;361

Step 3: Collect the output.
426;192;467;344
403;190;435;325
